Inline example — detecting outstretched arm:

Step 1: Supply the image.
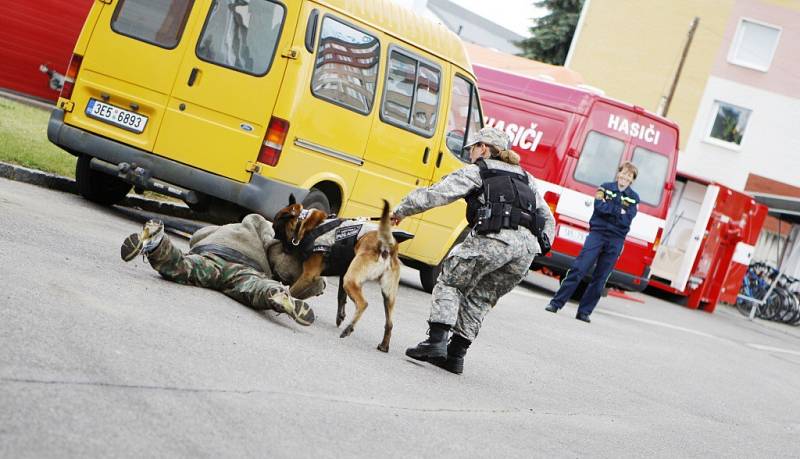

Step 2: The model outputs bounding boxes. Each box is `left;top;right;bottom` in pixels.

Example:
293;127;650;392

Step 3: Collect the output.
392;166;481;222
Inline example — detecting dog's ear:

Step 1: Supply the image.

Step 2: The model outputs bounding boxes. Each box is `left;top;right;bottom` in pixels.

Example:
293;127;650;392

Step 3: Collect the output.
288;194;296;205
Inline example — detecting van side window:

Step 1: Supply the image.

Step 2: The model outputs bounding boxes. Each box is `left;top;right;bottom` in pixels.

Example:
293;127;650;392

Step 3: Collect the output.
311;17;380;114
631;147;669;206
445;76;482;161
574;131;624;186
381;49;441;136
196;0;285;76
111;0;194;49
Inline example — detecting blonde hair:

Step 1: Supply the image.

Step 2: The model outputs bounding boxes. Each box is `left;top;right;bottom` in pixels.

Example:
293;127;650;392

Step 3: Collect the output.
486;144;521;165
618;161;638;180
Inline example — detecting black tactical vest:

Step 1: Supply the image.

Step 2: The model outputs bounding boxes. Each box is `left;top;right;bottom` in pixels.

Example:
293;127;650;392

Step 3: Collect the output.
465;159;541;235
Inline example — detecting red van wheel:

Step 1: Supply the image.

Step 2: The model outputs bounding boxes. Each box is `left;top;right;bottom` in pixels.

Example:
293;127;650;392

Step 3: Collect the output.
75;155;132;206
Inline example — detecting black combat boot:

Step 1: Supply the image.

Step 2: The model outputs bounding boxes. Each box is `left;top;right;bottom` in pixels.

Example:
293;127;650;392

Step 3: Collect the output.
405;322;450;361
433;334;471;375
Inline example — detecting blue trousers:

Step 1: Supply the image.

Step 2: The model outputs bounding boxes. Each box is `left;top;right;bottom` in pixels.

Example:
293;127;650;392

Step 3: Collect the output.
549;230;624;316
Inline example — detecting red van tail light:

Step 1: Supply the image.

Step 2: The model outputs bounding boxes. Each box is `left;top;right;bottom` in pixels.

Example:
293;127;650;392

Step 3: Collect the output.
258;117;289;166
60;54;83;100
543;190;560;216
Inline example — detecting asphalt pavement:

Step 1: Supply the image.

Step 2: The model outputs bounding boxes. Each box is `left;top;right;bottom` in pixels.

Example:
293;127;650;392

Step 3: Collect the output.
2;177;800;458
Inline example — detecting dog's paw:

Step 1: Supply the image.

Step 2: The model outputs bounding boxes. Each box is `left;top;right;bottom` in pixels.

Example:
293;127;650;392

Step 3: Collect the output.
377;343;389;353
340;325;354;338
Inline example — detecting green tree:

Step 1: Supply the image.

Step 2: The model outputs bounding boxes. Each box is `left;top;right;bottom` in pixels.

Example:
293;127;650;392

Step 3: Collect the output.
516;0;584;65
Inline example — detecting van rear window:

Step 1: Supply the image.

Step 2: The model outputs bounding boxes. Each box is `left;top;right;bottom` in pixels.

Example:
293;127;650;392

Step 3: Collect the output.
631;147;669;206
111;0;194;49
196;0;285;76
311;17;380;114
574;131;624;187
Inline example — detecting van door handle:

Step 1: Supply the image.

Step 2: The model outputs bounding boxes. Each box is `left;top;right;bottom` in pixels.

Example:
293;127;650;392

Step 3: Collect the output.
422;147;430;164
435;151;443;168
187;68;199;86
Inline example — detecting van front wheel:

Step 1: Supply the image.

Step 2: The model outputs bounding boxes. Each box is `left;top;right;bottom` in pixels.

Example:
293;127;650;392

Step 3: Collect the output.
76;155;132;206
419;264;440;293
302;189;331;214
419;228;470;293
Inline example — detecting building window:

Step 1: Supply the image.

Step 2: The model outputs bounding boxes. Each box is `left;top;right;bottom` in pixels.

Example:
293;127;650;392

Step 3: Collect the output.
728;18;781;72
706;101;751;148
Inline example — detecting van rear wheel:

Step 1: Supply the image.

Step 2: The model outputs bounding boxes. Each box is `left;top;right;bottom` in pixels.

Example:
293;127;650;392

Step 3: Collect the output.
302;189;331;214
75;155;132;206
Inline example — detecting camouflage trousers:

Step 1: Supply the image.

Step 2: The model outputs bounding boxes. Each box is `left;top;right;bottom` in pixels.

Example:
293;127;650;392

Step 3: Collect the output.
146;236;289;312
430;234;535;341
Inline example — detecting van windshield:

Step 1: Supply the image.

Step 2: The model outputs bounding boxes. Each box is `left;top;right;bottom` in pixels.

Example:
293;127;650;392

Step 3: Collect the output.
574;131;624;187
445;76;482;161
631;147;669;206
196;0;285;76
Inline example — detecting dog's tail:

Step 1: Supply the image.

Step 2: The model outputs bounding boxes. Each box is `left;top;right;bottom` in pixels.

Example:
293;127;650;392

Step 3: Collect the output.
378;199;395;256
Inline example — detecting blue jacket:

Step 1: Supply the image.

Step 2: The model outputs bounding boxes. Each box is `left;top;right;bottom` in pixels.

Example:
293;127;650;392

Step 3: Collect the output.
588;181;639;239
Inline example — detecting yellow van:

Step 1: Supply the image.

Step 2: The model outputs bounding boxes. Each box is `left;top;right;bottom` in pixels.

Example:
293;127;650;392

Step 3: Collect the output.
48;0;484;290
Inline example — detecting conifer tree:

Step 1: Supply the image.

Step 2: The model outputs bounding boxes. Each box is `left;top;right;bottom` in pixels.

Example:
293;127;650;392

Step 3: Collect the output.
517;0;584;65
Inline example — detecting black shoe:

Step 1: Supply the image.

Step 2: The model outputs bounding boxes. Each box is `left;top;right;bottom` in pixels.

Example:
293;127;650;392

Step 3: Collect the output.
432;334;471;375
576;313;591;323
545;304;559;313
406;322;450;361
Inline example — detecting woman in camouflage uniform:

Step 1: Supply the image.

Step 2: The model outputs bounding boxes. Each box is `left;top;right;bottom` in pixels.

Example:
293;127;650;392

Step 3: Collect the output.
391;127;555;374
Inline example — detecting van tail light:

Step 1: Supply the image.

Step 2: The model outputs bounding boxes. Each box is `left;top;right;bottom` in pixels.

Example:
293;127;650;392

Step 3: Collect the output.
652;227;663;253
59;53;83;100
258;117;289;166
543;190;560;216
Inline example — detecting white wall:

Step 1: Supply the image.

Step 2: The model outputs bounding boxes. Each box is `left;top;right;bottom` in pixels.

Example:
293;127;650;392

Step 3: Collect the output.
678;76;800;190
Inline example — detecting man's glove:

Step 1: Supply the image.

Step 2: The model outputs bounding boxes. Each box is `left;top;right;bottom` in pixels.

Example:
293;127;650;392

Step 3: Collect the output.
537;233;551;256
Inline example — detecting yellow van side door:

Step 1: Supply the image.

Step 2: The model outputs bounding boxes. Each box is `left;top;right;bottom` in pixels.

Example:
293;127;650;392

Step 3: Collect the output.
154;0;299;183
349;46;445;247
268;12;378;197
406;72;483;265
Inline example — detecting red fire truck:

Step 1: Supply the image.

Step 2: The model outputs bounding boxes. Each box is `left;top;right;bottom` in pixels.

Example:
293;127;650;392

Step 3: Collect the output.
474;64;680;292
648;172;768;312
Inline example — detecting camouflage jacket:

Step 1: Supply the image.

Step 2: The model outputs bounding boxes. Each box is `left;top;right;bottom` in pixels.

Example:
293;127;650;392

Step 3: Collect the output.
393;159;555;253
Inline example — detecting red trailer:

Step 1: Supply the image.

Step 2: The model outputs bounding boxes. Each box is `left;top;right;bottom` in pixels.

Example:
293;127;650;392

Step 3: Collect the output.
0;1;93;101
648;172;768;312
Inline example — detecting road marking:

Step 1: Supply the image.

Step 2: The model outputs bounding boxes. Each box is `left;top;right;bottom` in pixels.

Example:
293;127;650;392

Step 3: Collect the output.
599;310;717;338
746;343;800;357
510;289;550;301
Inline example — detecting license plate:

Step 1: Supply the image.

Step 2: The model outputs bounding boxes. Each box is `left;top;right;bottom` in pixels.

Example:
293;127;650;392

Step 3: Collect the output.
85;99;148;134
558;225;588;245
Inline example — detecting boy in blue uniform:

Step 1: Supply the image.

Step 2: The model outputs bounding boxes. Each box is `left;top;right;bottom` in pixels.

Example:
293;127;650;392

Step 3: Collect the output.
545;162;639;323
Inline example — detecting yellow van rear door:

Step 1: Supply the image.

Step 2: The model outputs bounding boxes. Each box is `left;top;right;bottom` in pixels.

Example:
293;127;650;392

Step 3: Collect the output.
71;0;198;152
154;0;299;182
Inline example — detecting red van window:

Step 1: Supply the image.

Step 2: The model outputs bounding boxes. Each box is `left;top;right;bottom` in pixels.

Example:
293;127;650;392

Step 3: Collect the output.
574;131;624;187
631;147;669;206
111;0;194;49
196;0;286;76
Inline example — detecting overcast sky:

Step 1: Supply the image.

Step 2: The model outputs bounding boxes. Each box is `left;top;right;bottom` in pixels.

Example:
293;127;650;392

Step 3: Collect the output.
447;0;547;37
